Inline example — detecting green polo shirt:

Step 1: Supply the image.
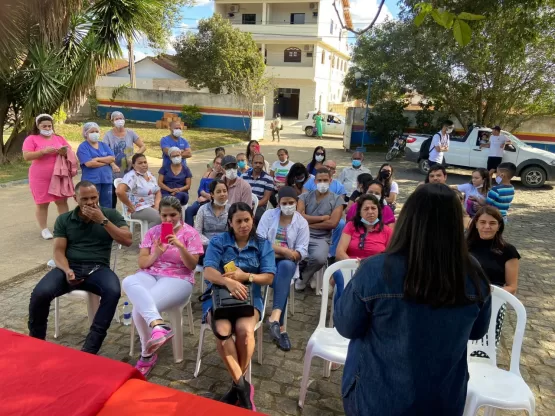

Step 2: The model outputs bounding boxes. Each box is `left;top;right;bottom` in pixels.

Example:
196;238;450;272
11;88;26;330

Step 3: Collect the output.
53;207;128;266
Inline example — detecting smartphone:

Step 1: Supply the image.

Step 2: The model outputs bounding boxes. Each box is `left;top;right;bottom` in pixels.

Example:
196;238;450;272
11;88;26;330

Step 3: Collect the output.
224;261;237;273
160;222;173;244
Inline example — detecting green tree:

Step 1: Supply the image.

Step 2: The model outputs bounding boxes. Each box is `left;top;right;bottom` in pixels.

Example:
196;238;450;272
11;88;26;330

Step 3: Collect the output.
414;101;440;134
345;1;555;132
366;100;410;146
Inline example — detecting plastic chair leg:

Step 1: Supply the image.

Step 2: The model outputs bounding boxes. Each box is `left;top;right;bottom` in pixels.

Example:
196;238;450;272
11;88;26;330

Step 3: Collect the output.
298;345;315;408
87;295;100;326
323;360;332;378
129;318;135;357
315;268;323;296
186;302;194;335
246;360;252;383
283;303;288;330
483;408;497;416
169;308;184;363
194;324;208;378
289;283;295;315
54;297;60;339
257;323;263;364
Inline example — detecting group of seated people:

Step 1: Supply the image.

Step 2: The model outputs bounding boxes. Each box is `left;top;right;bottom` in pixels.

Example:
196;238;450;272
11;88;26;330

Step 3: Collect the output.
26;138;521;413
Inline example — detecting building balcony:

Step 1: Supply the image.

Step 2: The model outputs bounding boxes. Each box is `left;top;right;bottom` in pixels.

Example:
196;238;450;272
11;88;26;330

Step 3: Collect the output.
265;65;315;80
233;23;318;39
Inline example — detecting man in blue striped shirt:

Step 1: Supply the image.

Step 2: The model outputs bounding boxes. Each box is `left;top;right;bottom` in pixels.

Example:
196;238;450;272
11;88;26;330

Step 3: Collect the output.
243;154;275;223
486;162;516;222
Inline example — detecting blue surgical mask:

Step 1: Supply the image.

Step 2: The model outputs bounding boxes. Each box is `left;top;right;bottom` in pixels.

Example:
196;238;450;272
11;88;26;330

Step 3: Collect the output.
352;160;362;168
495;175;503;184
361;218;379;226
238;160;247;169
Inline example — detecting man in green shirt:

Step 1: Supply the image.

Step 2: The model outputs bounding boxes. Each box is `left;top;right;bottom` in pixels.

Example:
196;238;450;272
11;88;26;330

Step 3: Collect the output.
28;181;132;354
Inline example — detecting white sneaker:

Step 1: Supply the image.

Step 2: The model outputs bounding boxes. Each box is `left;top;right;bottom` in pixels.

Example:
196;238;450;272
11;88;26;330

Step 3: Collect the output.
295;278;307;291
41;228;53;240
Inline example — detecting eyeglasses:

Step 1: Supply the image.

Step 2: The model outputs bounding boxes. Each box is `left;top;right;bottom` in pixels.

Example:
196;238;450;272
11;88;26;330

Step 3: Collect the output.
358;231;368;250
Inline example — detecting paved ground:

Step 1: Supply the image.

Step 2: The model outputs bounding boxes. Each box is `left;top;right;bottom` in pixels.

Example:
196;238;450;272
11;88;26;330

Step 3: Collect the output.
1;122;554;414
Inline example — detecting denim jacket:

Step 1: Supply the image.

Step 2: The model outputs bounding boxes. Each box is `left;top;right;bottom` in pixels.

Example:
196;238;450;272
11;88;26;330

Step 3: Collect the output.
334;253;491;416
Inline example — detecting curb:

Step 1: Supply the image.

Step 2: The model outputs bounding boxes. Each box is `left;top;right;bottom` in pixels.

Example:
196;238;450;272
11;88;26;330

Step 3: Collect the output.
0;264;47;290
0;178;29;188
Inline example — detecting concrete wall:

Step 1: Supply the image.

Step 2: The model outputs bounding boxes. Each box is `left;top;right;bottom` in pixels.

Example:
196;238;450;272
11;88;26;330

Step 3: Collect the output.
317;0;348;53
269;2;318;24
108;59;184;79
265;43;314;67
96;87;252;131
96;76;153;89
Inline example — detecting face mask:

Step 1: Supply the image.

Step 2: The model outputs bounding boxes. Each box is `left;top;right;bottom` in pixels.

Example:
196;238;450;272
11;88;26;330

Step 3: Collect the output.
295;176;305;183
40;129;53;137
495;175;503;184
475;184;483;189
361;218;380;226
280;204;296;216
370;192;381;198
380;170;391;179
280;157;288;163
447;127;454;134
172;129;182;137
317;182;329;193
213;199;228;207
171;156;182;164
352;160;362;168
114;120;125;128
315;155;324;162
238;160;247;169
225;168;238;180
88;132;100;142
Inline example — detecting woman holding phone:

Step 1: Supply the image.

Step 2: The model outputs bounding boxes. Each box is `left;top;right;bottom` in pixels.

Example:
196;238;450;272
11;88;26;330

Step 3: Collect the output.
23;113;74;239
122;196;203;377
202;202;275;410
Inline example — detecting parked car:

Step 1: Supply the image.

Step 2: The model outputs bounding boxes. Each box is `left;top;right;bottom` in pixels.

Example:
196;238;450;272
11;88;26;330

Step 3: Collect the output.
300;111;345;136
404;126;555;188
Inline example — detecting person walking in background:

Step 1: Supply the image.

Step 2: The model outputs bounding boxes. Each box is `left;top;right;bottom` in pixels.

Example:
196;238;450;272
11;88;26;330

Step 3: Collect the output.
450;168;490;217
257;186;309;351
313;111;324;139
338;151;371;200
116;154;162;230
334;184;491;415
123;196;203;376
186;156;223;226
271;113;282;142
485;162;516;224
22;114;74;240
160;121;191;167
77;122;115;208
157;146;192;206
481;126;511;178
306;146;326;176
243;154;274;223
102;111;146;208
286;163;310;196
376;163;399;211
428;120;453;167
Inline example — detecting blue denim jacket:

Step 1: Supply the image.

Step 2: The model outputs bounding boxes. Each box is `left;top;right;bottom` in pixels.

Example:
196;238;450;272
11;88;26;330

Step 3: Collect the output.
334;253;491;416
202;232;276;318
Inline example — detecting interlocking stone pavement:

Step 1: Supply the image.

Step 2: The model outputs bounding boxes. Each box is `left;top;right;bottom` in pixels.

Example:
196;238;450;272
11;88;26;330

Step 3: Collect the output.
1;148;554;415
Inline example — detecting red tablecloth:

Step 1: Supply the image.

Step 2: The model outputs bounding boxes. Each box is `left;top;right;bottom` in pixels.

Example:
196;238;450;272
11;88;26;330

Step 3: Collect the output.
0;329;143;416
98;379;267;415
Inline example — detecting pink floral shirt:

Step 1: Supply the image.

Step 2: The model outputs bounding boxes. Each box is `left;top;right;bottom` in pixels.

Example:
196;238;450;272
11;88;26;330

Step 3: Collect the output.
139;222;204;284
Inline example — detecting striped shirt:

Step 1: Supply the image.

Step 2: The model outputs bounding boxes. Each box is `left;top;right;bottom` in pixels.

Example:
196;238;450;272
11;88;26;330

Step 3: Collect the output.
243;170;275;200
486;185;515;217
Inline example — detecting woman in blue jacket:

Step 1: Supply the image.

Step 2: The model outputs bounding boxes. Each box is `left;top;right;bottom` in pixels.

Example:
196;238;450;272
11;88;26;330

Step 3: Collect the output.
334;184;492;416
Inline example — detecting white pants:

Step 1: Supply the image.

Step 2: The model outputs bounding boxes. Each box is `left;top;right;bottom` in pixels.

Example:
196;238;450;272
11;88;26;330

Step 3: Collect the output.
122;271;193;355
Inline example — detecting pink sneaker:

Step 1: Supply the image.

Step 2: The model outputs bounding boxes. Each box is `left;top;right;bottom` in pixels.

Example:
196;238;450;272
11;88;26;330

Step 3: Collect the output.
145;326;174;356
135;354;158;377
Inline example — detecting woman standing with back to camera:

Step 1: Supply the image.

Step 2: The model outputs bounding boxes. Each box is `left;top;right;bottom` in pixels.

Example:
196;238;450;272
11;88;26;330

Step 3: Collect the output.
334;184;492;416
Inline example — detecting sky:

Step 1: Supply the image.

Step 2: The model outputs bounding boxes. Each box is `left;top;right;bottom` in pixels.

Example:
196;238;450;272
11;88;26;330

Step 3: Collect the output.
123;0;401;61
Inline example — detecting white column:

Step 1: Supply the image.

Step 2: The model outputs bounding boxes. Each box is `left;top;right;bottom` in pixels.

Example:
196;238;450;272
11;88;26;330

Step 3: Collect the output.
261;43;266;63
262;2;267;25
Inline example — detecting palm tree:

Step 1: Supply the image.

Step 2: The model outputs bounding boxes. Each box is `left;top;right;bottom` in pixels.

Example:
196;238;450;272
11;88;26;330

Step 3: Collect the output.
0;0;164;162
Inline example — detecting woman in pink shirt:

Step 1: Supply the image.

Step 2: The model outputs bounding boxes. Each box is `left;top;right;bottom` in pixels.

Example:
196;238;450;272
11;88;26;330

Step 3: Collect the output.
346;181;396;228
22;114;72;240
122;196;204;376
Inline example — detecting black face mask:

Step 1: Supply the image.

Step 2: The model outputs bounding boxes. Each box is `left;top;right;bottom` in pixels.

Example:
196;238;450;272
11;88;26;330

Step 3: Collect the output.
380;171;391;179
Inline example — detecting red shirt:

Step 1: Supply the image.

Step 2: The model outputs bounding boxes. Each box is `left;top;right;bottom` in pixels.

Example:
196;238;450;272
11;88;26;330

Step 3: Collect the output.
343;221;392;259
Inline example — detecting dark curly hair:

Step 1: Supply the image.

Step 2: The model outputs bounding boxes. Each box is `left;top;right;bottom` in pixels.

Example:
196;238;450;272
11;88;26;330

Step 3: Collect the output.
353;194;384;233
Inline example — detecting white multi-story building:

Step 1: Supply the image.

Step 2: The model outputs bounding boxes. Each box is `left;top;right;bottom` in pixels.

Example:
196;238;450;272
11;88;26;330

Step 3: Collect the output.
214;0;352;119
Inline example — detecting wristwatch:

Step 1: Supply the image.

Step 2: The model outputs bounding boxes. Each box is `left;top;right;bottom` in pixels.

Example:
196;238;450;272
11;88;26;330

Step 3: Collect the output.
100;218;109;227
248;273;255;283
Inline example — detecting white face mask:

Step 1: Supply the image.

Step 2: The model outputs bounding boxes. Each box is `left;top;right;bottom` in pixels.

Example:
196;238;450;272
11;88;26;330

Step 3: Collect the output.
213;199;228;207
280;204;296;216
317;182;329;193
172;129;182;137
447;127;454;134
88;132;100;142
114;119;125;128
225;168;238;180
40;129;53;137
475;184;483;189
315;155;324;162
171;156;182;164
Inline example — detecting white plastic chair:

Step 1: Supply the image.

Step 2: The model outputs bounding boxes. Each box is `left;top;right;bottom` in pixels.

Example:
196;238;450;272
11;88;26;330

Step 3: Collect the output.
113;178;147;241
194;264;205;293
129;300;195;364
298;259;359;408
463;286;535;416
251;193;259;213
194;286;269;383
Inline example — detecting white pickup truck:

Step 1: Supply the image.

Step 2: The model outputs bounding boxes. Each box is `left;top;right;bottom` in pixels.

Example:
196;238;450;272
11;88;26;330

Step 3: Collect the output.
404;126;555;188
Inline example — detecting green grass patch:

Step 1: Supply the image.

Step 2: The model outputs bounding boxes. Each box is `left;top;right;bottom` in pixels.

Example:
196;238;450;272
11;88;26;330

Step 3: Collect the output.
0;159;30;184
56;119;248;159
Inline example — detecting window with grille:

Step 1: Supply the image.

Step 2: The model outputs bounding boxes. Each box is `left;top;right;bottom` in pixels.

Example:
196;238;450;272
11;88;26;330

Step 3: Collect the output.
242;14;256;24
284;47;302;63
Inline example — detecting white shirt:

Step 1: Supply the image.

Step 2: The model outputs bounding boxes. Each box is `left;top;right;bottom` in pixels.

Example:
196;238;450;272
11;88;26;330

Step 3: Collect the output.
338;165;371;196
429;132;449;163
457;183;485;205
488;134;509;158
122;170;160;211
389;181;399;194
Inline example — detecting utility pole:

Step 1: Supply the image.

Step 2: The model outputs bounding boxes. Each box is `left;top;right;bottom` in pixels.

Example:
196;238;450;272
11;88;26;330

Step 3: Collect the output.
127;36;136;88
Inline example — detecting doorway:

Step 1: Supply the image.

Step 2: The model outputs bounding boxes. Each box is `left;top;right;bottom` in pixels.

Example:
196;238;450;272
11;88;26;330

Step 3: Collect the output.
273;88;300;119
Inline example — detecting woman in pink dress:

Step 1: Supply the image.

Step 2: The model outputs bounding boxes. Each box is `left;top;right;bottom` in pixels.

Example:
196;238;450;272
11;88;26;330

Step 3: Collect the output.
22;114;72;240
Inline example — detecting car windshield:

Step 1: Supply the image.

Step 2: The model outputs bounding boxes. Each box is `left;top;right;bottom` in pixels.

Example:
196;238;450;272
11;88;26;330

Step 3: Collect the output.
502;131;530;148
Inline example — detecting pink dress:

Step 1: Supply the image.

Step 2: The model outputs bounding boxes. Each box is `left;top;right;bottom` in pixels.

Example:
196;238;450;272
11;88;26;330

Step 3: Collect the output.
22;134;72;204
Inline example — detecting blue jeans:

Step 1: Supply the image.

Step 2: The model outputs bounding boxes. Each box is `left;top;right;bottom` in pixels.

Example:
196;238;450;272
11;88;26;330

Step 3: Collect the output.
185;201;203;226
333;270;345;306
95;183;113;208
271;259;296;326
330;218;346;257
28;264;121;354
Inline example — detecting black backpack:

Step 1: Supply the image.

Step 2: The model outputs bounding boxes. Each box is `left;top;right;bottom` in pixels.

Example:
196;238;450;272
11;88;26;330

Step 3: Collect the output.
419;133;444;160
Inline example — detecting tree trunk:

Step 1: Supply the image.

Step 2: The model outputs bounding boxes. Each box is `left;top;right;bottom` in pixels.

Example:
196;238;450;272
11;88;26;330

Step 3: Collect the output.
127;36;136;88
1;128;27;163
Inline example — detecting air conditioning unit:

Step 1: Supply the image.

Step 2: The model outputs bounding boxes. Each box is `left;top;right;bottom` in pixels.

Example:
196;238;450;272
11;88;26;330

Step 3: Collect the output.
309;2;317;10
229;4;239;13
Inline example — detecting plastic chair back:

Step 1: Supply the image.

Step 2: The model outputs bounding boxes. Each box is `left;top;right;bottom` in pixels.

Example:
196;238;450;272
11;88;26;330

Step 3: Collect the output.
467;285;526;376
251;193;259;213
113;178;131;220
319;259;359;329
